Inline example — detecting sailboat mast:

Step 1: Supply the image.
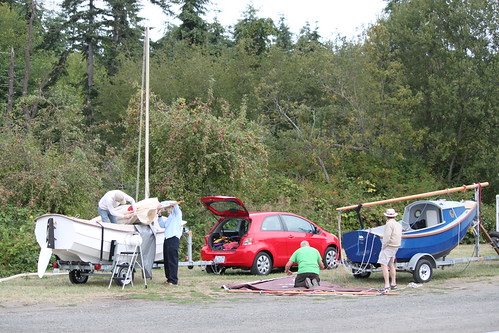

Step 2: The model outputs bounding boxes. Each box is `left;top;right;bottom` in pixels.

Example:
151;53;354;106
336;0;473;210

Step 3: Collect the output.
144;27;150;199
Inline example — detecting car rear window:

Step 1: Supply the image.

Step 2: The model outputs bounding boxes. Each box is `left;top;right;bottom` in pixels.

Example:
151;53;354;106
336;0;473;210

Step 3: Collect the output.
261;215;283;231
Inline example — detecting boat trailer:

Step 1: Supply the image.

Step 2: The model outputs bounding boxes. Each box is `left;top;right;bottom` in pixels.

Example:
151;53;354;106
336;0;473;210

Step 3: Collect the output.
338;182;499;283
346;251;499;283
53;225;215;286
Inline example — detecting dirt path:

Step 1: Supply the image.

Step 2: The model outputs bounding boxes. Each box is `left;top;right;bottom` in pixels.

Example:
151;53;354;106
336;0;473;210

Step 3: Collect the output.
1;274;498;333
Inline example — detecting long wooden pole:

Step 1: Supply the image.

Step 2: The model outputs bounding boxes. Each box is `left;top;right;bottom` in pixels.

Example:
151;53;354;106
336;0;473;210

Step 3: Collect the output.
144;27;150;199
336;182;489;211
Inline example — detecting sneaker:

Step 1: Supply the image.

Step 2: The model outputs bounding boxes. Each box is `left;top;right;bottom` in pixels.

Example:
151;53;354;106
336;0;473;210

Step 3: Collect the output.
311;278;320;287
304;277;312;289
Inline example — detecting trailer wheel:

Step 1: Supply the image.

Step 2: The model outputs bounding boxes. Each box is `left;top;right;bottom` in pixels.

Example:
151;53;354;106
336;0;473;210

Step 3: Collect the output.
68;270;88;284
206;264;225;275
352;269;371;279
413;259;433;283
114;266;134;287
491;236;499;248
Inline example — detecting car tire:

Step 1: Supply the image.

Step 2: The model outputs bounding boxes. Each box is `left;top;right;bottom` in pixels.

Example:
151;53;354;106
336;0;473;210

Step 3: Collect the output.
323;246;340;269
250;252;272;275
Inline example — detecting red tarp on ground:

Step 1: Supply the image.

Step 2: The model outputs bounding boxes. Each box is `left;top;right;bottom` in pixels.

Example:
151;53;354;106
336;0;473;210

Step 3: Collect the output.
223;276;388;295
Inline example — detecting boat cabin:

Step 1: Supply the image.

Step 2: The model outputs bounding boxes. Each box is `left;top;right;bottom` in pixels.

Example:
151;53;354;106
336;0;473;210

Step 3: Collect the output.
401;201;442;231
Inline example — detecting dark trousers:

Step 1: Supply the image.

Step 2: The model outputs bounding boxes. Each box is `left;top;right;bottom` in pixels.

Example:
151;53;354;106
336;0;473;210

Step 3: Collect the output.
294;272;320;287
163;236;180;284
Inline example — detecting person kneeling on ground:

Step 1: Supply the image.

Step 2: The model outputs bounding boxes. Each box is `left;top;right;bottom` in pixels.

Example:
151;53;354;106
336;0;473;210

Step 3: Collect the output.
285;240;325;288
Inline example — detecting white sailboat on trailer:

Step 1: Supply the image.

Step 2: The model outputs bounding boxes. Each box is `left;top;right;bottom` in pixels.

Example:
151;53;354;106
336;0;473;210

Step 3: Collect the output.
34;28;164;284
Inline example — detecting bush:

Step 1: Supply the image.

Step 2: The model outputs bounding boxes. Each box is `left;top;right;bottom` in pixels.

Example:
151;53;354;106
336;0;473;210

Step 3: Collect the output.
0;206;41;278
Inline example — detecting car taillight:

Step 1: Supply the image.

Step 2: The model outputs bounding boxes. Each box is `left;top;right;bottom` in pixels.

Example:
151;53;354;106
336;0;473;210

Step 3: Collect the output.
52;262;59;268
242;238;252;245
94;264;102;270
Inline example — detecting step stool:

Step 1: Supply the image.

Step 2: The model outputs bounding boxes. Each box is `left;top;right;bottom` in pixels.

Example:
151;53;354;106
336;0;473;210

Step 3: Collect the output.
108;233;148;289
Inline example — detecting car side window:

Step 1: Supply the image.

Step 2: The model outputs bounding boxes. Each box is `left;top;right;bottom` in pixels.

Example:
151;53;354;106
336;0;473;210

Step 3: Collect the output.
261;215;283;231
281;215;316;234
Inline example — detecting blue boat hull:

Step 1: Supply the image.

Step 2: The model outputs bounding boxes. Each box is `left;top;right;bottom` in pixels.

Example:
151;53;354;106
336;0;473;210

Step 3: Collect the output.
343;200;477;264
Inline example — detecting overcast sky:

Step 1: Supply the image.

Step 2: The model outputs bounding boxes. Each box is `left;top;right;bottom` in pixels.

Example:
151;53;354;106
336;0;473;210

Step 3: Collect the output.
44;0;387;41
142;0;387;41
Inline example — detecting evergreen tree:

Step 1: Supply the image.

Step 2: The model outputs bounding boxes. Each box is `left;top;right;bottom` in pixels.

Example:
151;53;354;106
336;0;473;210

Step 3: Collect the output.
275;16;293;50
172;0;210;45
233;5;276;55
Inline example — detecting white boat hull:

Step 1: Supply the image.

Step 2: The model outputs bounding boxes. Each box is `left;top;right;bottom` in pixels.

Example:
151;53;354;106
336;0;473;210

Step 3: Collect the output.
35;214;164;267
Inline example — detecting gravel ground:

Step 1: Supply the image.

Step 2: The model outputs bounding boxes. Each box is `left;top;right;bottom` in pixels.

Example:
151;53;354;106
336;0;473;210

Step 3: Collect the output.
1;275;498;333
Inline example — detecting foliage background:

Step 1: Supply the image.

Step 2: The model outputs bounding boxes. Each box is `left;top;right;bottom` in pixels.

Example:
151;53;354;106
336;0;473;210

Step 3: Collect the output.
0;0;497;277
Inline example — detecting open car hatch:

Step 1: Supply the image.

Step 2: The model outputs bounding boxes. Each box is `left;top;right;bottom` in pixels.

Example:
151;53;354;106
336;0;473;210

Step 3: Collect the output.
200;196;249;218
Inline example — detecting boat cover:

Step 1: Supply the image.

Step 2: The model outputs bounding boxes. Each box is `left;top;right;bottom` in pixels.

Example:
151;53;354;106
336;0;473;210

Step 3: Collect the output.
223;276;378;295
117;198;161;225
134;224;156;278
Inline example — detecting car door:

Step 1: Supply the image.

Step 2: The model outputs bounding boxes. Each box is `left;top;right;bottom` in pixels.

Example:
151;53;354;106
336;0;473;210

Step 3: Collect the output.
258;215;288;266
280;214;325;257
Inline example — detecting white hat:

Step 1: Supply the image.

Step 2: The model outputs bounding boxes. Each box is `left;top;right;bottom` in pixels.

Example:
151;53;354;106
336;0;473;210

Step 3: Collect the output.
384;208;398;217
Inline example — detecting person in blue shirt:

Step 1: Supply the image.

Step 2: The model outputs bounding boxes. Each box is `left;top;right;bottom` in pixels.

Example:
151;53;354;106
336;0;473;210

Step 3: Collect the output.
157;201;183;285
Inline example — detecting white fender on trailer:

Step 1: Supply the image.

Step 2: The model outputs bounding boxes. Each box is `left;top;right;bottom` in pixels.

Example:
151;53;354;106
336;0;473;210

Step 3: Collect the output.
406;253;437;271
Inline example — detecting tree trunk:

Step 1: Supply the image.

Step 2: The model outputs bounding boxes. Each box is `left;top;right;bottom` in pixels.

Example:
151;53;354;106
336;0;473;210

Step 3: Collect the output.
6;48;15;123
22;0;36;120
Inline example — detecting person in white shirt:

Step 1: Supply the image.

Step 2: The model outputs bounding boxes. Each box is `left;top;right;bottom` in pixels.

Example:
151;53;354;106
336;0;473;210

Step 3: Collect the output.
157;201;183;285
98;190;136;223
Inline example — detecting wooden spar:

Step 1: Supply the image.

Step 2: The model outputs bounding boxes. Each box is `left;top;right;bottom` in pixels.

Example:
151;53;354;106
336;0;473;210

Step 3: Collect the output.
226;289;397;295
144;27;150;199
336;182;489;212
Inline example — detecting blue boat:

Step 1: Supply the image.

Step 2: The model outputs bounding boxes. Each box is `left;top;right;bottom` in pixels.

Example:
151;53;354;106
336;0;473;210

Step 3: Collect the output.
342;199;477;264
337;183;488;283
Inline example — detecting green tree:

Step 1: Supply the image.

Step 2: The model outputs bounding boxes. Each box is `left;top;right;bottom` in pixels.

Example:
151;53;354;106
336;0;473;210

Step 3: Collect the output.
123;95;268;208
233;5;276;55
295;22;322;53
384;0;499;195
275;16;293;50
0;85;104;216
171;0;210;45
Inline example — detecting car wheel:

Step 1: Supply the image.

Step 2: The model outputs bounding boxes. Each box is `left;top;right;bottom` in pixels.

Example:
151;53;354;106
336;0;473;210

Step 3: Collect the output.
323;246;340;269
68;270;88;284
250;252;272;275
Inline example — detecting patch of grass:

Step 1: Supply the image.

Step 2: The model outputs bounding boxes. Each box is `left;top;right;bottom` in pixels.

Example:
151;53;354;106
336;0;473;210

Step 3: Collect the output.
0;245;497;304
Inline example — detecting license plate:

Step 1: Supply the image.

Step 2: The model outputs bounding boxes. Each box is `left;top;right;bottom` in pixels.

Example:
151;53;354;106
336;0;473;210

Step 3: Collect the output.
214;256;225;263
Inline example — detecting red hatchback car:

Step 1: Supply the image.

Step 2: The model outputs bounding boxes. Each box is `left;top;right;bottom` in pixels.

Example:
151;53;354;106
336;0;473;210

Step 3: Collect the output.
200;196;341;275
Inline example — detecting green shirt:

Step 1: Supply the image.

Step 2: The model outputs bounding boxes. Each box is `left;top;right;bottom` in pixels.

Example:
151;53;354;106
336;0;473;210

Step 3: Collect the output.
289;246;322;275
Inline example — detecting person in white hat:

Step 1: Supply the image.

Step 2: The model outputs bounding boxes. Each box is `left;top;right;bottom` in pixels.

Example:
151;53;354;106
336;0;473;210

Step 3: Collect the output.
98;190;136;223
377;208;402;291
